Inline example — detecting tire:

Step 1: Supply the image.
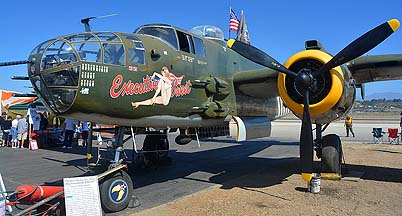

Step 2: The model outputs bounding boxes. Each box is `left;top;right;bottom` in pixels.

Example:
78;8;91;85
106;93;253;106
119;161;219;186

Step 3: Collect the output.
143;134;169;164
321;134;342;174
99;170;133;213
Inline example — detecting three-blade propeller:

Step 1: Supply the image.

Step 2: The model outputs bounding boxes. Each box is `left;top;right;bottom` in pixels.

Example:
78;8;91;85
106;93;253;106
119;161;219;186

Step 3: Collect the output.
228;19;400;181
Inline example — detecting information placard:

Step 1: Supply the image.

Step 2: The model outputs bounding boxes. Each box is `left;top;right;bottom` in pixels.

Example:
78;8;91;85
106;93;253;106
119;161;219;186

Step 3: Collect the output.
0;197;5;216
63;176;102;216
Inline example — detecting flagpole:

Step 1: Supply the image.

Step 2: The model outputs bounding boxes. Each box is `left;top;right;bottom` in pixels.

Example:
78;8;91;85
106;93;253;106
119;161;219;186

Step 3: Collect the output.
229;6;231;39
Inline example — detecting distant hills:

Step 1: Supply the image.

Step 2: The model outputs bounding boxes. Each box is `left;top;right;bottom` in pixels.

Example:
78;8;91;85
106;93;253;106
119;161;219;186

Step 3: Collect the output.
364;92;402;100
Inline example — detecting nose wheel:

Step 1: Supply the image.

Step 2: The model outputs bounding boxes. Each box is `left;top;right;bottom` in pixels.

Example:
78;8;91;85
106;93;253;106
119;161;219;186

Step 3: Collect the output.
321;134;342;175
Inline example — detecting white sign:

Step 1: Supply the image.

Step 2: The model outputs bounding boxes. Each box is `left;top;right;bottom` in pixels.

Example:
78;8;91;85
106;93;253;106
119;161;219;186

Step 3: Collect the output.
0;197;5;216
30;139;38;151
63;176;102;216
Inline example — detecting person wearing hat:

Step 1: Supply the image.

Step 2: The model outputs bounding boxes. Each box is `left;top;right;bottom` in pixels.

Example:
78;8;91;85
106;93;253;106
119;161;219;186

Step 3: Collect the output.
344;115;355;137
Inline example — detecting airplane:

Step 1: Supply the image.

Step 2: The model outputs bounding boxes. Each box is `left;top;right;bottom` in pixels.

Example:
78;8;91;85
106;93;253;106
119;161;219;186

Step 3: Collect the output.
0;18;401;213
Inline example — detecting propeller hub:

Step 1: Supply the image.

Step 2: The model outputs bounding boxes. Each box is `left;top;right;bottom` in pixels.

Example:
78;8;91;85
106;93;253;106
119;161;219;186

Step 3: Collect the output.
295;69;315;93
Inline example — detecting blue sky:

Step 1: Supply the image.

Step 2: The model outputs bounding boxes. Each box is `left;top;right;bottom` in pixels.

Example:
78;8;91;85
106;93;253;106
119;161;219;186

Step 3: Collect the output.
0;0;401;99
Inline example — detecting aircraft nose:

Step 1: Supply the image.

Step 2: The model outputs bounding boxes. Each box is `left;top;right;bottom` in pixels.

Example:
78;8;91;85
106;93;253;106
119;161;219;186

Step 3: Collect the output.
28;38;80;114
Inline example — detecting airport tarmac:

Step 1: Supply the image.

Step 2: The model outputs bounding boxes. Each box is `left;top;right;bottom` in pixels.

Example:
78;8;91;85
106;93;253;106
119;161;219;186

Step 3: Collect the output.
0;118;401;215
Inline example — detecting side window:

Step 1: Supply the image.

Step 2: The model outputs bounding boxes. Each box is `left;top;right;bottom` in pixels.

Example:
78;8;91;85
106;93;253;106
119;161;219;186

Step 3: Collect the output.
177;31;189;53
129;48;145;64
193;37;206;57
177;31;194;54
102;43;125;66
120;33;145;65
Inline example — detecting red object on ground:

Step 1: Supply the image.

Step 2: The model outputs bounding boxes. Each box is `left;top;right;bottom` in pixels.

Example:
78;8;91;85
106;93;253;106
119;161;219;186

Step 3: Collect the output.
16;185;64;203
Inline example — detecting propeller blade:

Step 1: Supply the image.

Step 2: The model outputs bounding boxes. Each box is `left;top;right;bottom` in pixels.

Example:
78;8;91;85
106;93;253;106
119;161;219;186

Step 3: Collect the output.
227;39;298;77
300;89;314;182
319;19;400;73
0;60;32;67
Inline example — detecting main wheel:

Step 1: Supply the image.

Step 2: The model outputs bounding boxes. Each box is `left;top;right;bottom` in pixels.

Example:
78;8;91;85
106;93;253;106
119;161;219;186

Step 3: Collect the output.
143;133;169;165
99;170;133;213
321;134;342;174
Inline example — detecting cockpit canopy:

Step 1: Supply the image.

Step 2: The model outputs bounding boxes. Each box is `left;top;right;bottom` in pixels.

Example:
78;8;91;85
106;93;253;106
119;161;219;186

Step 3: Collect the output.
134;24;206;57
189;25;224;40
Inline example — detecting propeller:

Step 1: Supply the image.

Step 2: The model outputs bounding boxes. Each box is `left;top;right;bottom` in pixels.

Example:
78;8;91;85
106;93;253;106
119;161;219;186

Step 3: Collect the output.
228;19;400;182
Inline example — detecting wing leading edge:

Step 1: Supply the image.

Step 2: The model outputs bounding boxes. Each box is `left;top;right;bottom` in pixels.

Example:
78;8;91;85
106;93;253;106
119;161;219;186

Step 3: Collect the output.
347;54;402;84
233;67;279;99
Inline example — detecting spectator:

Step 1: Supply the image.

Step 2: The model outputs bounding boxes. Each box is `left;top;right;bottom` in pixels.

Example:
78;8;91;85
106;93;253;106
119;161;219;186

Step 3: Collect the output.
10;115;19;148
400;112;402;128
344;115;355;137
0;112;5;146
62;118;75;149
2;116;12;147
17;115;28;149
53;116;61;129
81;121;89;148
28;104;41;133
39;113;49;130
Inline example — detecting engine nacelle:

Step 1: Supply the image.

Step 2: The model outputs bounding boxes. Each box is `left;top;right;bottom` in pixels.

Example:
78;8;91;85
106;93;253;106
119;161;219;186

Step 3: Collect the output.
278;49;355;124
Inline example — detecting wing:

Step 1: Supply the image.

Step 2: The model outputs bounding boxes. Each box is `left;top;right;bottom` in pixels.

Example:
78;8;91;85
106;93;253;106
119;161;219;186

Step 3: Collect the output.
347;54;402;84
233;67;279;99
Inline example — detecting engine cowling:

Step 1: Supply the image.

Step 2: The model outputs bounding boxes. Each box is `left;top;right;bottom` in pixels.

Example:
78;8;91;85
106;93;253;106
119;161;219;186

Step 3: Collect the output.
277;49;356;124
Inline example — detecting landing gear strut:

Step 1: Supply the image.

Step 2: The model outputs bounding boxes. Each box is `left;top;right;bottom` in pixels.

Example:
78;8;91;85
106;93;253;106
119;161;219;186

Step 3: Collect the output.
98;127;136;213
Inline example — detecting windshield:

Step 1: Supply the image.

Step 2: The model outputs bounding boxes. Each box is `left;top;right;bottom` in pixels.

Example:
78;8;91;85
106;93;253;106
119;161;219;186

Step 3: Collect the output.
135;26;178;49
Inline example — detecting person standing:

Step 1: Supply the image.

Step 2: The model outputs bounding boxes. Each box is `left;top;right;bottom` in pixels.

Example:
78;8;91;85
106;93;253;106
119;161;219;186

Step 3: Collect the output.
10;115;19;148
344;115;355;137
81;121;89;148
17;115;28;149
62;118;75;149
0;112;5;146
53;115;61;129
399;112;402;128
2;116;12;147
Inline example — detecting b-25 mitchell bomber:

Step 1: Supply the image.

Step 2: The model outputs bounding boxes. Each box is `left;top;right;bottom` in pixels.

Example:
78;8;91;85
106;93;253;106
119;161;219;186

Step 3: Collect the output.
1;18;401;212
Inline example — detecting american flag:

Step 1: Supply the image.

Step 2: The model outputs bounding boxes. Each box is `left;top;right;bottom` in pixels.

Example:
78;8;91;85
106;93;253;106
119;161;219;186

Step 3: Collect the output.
229;8;239;31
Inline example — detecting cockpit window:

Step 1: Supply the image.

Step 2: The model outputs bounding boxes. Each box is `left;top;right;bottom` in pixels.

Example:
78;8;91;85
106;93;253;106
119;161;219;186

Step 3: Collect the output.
95;32;121;42
128;48;144;65
73;42;102;63
177;31;194;54
41;40;77;70
120;33;145;65
43;66;80;87
65;33;97;42
136;27;178;49
30;39;53;55
193;37;206;57
103;43;125;66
